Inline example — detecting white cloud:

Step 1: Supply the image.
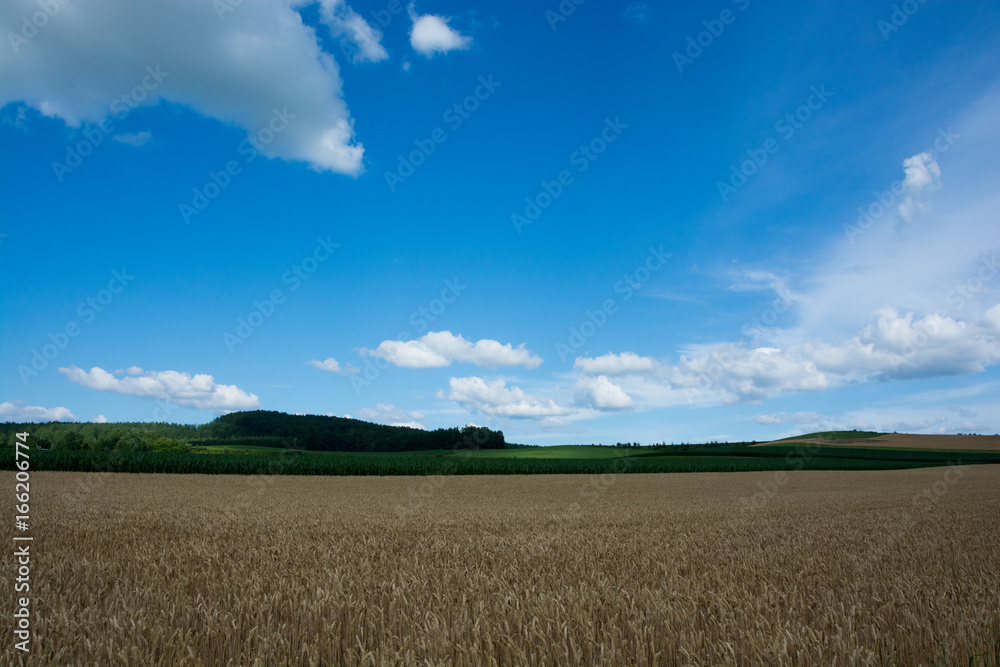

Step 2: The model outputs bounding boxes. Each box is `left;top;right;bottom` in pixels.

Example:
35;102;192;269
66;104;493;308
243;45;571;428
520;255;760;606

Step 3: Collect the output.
729;270;801;306
801;89;1000;339
390;421;424;430
448;376;571;418
575;376;634;410
59;365;260;412
357;402;425;429
755;411;828;426
0;0;365;174
364;331;542;369
91;414;109;423
0;401;76;422
669;345;829;403
408;3;471;56
789;411;828;424
755;414;784;425
898;152;941;222
113;130;152;147
318;0;388;63
658;302;1000;407
803;304;1000;381
574;352;657;375
659;302;1000;406
307;357;359;374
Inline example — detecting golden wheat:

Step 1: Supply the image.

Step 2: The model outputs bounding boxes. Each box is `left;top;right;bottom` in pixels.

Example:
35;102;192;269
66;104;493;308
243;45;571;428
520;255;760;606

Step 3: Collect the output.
2;467;998;666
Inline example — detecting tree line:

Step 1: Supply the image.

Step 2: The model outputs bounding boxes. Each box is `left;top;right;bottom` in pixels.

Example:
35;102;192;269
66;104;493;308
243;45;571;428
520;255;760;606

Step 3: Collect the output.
199;411;505;452
1;410;506;453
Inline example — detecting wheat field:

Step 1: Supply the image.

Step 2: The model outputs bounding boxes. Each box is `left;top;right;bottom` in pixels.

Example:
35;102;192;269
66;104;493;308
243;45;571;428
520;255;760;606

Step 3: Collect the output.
2;467;999;666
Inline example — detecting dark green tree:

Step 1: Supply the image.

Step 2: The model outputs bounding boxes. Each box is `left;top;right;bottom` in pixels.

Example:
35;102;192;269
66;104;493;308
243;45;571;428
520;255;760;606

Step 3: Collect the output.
58;430;85;451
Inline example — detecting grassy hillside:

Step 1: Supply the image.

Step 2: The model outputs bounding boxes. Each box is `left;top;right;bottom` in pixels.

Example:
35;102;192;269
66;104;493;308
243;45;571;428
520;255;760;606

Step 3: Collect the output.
762;431;1000;452
772;430;883;441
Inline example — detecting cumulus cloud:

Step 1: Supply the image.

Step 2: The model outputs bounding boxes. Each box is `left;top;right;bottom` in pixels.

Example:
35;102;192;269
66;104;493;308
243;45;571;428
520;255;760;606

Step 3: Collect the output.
307;357;359;374
898;152;941;222
91;414;109;423
664;303;1000;405
0;0;365;174
669;345;829;403
0;401;76;422
574;352;657;375
803;304;1000;381
364;331;542;369
551;305;1000;416
448;377;571;418
357;402;425;429
318;0;388;63
575;376;634;410
59;365;260;412
408;3;471;56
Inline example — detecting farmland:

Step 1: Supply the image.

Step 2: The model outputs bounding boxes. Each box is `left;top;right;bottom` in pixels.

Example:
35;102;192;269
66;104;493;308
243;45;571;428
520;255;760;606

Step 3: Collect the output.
2;467;998;665
7;435;1000;477
759;432;1000;452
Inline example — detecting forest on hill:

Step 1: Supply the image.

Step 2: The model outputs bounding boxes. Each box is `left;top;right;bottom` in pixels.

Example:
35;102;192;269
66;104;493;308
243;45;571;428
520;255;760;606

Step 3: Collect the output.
0;410;505;453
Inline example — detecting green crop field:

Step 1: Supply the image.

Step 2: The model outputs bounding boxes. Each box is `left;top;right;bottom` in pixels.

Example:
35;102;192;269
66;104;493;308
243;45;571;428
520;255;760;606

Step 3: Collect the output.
199;443;664;459
8;428;999;477
421;445;637;459
3;447;977;477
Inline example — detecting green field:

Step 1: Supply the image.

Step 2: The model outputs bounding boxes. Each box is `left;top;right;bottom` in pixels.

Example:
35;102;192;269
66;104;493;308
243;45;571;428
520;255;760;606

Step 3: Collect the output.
200;443;653;459
8;440;999;476
9;428;1000;477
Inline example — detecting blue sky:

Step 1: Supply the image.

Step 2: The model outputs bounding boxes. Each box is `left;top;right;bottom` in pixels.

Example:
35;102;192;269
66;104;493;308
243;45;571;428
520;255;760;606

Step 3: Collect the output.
2;0;999;444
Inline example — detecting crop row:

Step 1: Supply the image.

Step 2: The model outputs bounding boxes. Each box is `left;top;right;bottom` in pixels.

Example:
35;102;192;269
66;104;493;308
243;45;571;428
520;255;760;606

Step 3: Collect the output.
2;449;948;476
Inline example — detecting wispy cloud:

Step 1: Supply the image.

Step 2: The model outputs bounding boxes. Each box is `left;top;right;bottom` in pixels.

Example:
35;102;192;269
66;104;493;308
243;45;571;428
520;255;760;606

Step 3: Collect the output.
357;402;425;429
574;352;657;375
307;357;359;374
898;152;941;222
318;0;389;63
113;130;152;147
623;3;652;25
